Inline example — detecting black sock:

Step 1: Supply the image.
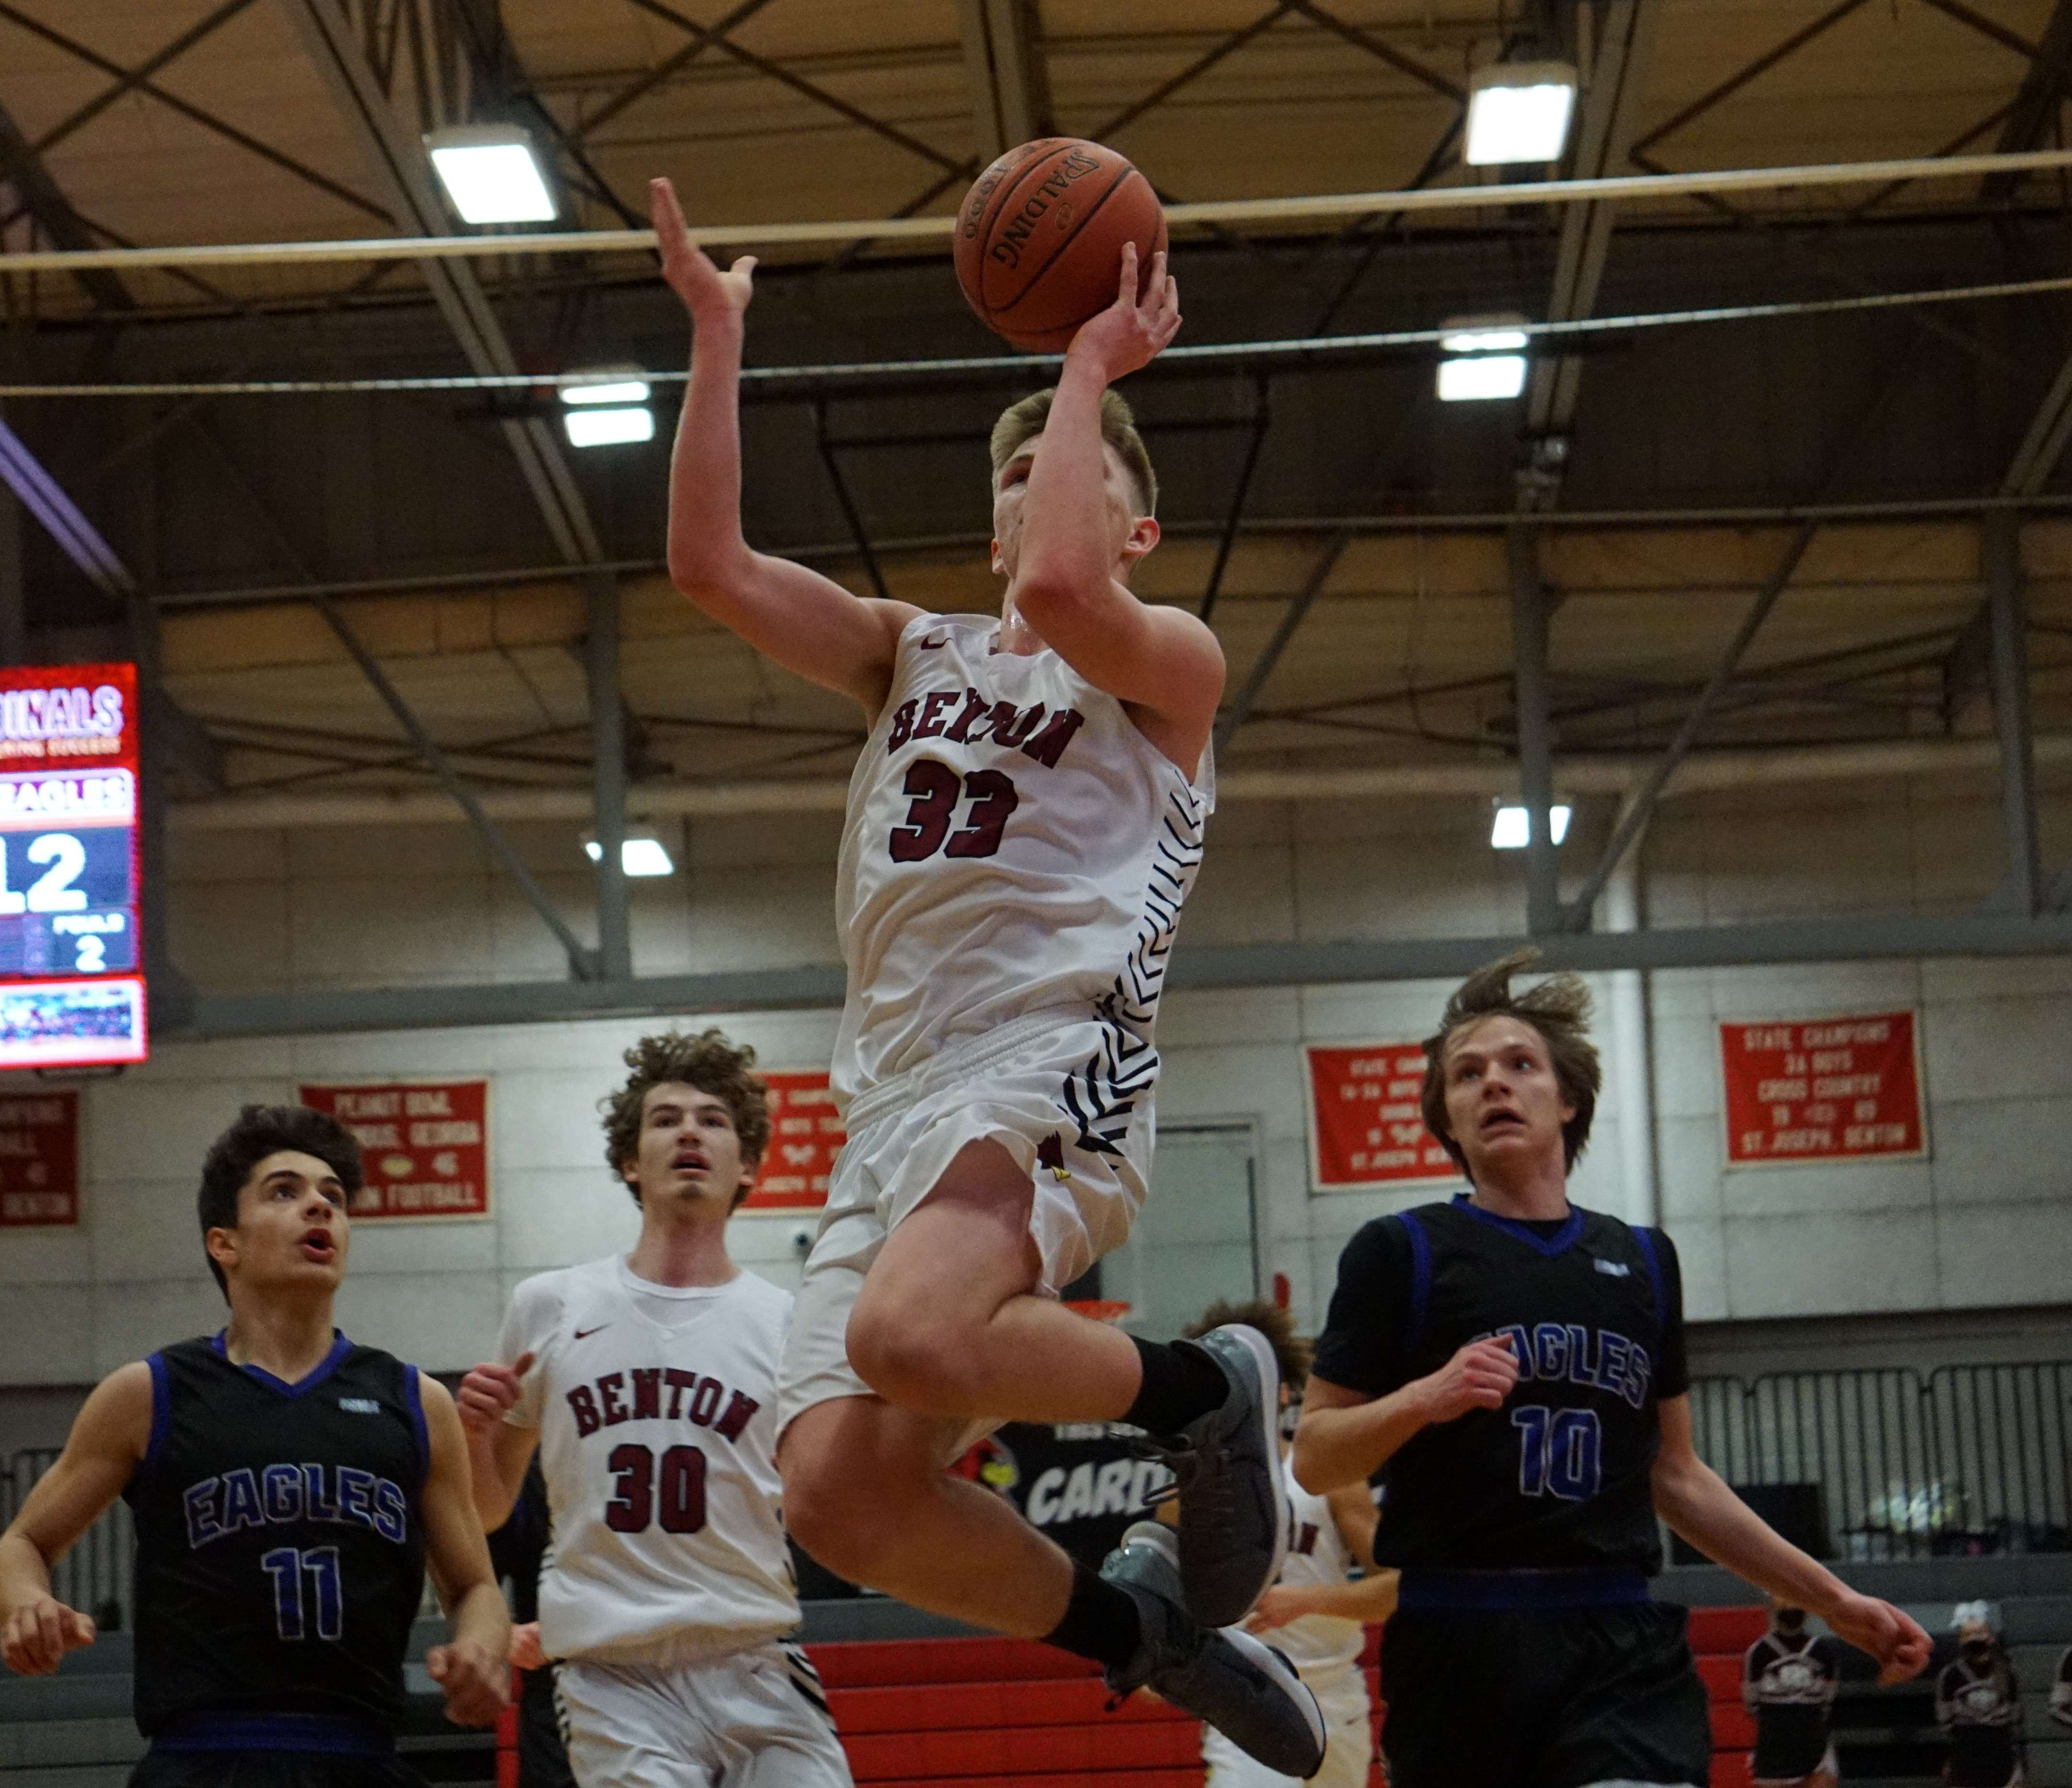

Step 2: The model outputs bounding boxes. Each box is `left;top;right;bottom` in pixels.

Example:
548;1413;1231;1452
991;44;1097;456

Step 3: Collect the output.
1122;1336;1228;1438
1045;1558;1143;1671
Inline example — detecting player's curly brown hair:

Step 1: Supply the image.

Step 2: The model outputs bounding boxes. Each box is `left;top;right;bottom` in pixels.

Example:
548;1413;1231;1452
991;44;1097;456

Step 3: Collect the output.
1182;1297;1312;1394
600;1029;771;1209
1419;949;1601;1176
989;386;1158;517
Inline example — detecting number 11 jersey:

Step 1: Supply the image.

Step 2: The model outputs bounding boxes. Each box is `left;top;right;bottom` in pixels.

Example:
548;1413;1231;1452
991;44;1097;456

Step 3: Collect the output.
499;1259;799;1663
832;612;1212;1105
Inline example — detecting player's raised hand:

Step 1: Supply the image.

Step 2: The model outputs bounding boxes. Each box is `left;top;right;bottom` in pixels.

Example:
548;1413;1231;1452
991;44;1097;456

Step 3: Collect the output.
427;1637;508;1726
1826;1590;1932;1684
1065;243;1180;383
1;1593;94;1676
1417;1334;1520;1425
456;1351;532;1435
650;177;756;322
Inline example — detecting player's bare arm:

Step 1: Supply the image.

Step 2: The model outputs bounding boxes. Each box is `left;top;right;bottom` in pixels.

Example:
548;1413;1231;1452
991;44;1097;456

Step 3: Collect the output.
1651;1394;1929;1684
1009;244;1224;769
1243;1482;1393;1634
0;1362;150;1675
456;1347;541;1532
416;1372;512;1726
652;176;922;714
1292;1336;1520;1494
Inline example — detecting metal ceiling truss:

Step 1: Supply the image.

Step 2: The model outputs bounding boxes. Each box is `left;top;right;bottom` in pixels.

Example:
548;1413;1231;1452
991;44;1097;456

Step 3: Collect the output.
956;0;1051;164
272;0;643;987
0;1;391;225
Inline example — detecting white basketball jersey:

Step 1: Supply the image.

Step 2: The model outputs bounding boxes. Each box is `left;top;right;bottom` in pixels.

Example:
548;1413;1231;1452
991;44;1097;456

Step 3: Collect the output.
1275;1455;1364;1673
498;1258;799;1663
832;612;1213;1103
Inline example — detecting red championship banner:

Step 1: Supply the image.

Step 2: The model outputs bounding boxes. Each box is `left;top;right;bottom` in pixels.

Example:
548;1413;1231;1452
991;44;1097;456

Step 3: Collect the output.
0;1089;78;1225
1305;1043;1457;1190
298;1079;491;1218
1719;1012;1927;1168
742;1071;845;1211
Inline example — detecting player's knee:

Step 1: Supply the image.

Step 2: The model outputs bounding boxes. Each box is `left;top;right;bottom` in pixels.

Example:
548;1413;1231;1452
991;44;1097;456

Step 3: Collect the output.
846;1301;981;1412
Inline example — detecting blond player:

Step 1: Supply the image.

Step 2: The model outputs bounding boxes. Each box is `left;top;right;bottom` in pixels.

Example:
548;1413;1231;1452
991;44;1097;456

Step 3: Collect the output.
652;173;1322;1777
459;1032;851;1788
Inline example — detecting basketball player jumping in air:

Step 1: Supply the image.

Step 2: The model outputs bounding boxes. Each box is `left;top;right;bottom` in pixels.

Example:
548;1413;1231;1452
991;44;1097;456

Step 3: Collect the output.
0;1105;509;1788
458;1030;854;1788
1294;953;1932;1788
651;175;1323;1777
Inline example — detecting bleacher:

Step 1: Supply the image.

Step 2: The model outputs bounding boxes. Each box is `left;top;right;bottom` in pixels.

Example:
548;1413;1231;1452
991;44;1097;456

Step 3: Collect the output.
7;1572;2068;1788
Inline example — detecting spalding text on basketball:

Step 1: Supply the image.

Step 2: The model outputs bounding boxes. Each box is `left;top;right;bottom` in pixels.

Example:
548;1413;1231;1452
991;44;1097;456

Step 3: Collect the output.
989;146;1105;270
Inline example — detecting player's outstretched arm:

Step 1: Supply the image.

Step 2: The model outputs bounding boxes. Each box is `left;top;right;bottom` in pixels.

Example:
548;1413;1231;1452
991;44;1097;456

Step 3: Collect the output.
1651;1395;1931;1685
416;1374;511;1727
1012;245;1223;766
651;177;922;714
0;1363;149;1675
1293;1336;1520;1493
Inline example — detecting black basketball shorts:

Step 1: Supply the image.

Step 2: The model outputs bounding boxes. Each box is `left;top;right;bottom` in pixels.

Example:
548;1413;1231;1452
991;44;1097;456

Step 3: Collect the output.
129;1749;429;1788
1380;1600;1713;1788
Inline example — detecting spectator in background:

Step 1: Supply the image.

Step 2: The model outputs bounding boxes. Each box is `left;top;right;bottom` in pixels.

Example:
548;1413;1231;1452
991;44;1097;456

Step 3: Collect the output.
2051;1646;2071;1730
484;1456;574;1788
1743;1600;1841;1788
1936;1603;2025;1788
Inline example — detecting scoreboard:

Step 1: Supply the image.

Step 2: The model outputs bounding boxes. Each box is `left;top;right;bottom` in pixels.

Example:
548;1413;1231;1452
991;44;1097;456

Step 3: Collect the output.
0;664;146;1068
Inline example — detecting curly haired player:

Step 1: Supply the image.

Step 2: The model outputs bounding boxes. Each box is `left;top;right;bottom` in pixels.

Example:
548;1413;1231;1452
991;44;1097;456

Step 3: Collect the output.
459;1030;852;1788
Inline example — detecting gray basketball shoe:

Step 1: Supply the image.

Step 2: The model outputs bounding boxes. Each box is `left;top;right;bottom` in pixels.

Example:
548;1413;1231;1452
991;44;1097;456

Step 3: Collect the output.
1144;1323;1288;1627
1100;1521;1325;1779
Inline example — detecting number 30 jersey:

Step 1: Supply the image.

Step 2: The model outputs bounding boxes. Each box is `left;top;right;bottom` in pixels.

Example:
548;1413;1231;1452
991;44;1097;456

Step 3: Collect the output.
499;1258;799;1663
833;612;1213;1104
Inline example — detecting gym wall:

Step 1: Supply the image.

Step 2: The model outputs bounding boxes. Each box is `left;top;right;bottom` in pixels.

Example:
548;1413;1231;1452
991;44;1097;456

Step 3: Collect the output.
2;756;2068;1450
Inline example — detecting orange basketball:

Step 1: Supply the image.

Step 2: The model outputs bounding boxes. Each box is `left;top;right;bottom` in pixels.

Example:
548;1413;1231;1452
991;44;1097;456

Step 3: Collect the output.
954;138;1168;353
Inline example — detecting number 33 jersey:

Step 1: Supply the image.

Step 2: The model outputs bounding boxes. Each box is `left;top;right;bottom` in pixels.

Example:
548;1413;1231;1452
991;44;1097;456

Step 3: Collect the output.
499;1258;799;1663
832;612;1213;1104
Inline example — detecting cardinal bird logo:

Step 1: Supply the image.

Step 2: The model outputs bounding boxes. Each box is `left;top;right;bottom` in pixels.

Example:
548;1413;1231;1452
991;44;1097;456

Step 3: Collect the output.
1037;1133;1071;1182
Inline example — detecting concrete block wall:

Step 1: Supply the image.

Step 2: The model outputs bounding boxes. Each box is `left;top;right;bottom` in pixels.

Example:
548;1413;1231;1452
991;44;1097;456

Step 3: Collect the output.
3;766;2067;1434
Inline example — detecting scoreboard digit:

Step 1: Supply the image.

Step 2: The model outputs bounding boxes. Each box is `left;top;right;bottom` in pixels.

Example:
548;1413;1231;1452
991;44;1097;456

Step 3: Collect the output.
0;665;146;1068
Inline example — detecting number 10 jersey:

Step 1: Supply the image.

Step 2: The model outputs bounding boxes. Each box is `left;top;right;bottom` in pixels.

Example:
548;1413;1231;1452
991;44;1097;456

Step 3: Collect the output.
499;1259;800;1663
832;612;1213;1106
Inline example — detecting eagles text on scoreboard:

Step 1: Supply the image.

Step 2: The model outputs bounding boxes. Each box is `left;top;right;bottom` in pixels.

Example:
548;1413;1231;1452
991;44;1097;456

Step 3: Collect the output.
0;663;146;1068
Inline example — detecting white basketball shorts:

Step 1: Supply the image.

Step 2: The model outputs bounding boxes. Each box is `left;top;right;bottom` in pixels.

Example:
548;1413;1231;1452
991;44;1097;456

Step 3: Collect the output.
553;1639;851;1788
1203;1659;1371;1788
775;1007;1158;1464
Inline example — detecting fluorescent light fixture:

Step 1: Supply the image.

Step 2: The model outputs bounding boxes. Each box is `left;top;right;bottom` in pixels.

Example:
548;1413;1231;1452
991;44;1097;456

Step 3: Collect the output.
424;124;556;225
563;405;656;448
562;367;652;407
1491;802;1572;849
1438;311;1530;402
1464;61;1578;165
584;835;676;876
1438;354;1528;401
1440;327;1529;354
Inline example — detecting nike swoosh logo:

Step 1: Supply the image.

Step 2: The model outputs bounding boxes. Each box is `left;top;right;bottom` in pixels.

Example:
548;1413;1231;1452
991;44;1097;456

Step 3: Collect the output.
573;1325;609;1340
920;635;950;649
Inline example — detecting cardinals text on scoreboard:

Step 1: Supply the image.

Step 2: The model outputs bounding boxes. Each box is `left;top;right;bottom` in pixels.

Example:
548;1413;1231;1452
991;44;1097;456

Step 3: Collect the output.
0;665;146;1068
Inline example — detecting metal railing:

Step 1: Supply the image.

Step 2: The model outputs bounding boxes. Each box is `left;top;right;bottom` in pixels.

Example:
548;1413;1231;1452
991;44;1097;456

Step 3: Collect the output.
5;1359;2066;1624
1686;1362;2072;1560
